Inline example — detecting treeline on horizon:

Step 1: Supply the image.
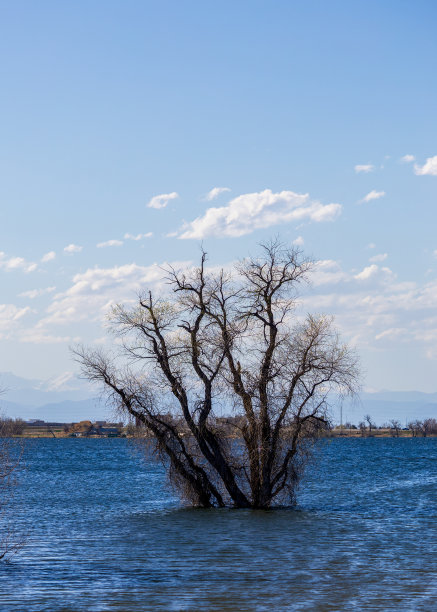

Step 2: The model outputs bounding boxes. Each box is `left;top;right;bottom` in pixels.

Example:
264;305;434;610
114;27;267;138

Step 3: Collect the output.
337;416;437;437
1;415;437;438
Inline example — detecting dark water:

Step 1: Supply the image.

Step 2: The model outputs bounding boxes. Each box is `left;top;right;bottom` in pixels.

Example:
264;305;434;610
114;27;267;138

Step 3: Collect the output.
1;438;436;611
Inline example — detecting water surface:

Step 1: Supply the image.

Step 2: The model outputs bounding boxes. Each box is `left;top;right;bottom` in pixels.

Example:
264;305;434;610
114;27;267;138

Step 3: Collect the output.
1;438;436;611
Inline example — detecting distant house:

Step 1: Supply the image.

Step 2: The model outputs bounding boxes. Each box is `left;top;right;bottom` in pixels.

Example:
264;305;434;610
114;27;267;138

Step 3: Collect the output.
81;424;122;437
98;427;120;437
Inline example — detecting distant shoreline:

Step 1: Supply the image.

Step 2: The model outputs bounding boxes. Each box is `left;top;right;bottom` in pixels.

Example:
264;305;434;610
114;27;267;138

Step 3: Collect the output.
8;429;437;439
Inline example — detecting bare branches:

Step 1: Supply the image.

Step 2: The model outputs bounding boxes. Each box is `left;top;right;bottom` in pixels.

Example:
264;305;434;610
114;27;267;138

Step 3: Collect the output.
0;438;25;561
73;241;359;508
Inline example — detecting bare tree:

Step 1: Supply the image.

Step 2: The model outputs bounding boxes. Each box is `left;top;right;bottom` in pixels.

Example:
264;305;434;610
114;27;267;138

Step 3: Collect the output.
389;419;401;438
0;417;26;437
0;438;24;561
408;420;423;437
422;418;437;437
74;241;359;508
364;414;375;435
0;390;26;560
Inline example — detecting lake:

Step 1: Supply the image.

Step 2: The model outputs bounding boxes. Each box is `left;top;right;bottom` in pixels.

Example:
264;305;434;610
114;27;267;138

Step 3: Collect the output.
1;438;436;611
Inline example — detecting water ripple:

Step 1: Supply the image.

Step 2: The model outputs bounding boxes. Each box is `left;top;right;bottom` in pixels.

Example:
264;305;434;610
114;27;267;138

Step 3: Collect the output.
1;438;436;611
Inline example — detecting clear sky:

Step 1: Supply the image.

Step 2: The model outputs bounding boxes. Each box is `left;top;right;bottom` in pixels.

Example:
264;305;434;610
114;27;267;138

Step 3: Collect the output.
0;1;436;391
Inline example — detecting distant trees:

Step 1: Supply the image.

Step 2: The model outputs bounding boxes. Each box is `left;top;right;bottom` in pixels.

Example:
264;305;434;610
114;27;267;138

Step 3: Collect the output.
408;419;437;437
364;414;375;435
423;418;437;437
344;422;357;430
331;418;437;437
0;417;25;437
358;416;376;437
75;241;359;508
389;419;401;437
408;420;421;437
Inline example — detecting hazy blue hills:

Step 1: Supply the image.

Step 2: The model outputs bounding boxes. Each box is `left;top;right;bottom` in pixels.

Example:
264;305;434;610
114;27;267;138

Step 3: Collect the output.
0;371;95;403
0;398;109;423
0;371;436;424
359;390;437;403
342;395;437;426
0;371;109;422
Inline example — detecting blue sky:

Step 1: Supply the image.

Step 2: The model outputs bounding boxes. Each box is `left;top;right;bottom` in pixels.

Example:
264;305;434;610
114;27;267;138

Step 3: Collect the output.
1;1;437;391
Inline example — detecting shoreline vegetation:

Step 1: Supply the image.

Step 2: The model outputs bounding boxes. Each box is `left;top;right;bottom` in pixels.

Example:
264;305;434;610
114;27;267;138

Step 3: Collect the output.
1;417;436;439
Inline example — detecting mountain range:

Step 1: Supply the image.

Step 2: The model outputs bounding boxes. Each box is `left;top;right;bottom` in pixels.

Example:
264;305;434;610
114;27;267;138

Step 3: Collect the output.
0;371;436;425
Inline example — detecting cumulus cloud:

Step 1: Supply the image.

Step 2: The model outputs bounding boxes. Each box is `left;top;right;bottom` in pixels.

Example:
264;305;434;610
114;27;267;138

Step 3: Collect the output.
360;190;386;203
205;187;231;201
41;251;56;263
176;189;342;239
293;236;304;246
414;156;437;176
0;252;37;273
124;232;153;240
354;264;379;281
400;154;415;163
355;164;374;173
369;253;388;263
19;287;56;299
40;262;186;327
354;264;394;282
25;250;437;366
97;239;123;248
312;260;349;286
64;244;83;254
147;192;179;209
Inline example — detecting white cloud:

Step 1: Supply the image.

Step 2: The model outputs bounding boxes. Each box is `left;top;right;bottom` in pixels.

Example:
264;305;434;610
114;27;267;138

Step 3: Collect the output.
19;330;78;344
400;154;415;163
293;236;304;246
366;243;376;250
19;287;56;299
24;250;437;366
41;251;56;263
355;164;374;173
64;244;83;254
205;187;231;201
414;156;437;176
97;239;123;248
40;262;182;326
360;190;386;203
312;260;349;286
176;189;342;239
147;192;179;209
375;328;407;341
354;264;380;281
369;253;388;263
124;232;153;241
354;264;394;282
0;252;37;273
0;304;31;338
